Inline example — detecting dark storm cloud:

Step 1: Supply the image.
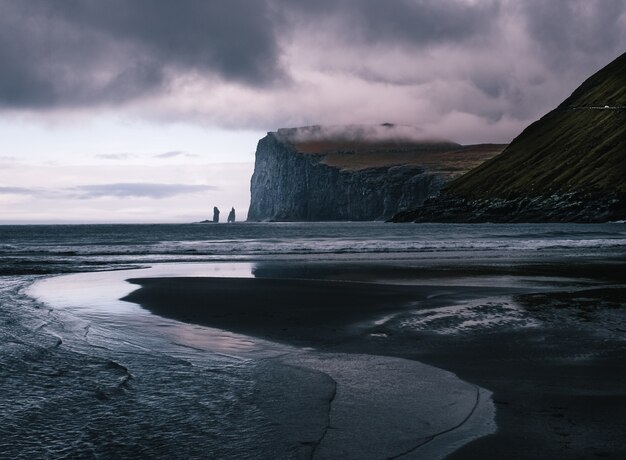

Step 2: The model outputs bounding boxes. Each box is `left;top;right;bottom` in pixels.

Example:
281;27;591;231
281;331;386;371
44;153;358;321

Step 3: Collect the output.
0;0;502;110
520;0;626;71
0;0;624;139
277;0;499;46
281;0;625;97
0;0;281;108
69;183;216;199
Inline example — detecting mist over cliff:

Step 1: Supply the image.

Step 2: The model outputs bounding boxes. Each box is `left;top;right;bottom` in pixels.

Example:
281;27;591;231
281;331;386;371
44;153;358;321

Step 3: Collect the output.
275;124;449;145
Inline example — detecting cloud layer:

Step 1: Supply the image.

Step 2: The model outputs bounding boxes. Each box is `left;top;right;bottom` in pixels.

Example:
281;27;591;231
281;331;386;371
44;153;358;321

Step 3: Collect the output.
0;183;215;199
0;0;625;142
0;0;280;108
69;183;216;199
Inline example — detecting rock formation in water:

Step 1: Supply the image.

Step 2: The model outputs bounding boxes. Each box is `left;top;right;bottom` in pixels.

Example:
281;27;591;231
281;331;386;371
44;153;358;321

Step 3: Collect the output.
247;124;503;221
227;207;236;223
213;206;220;223
392;51;626;223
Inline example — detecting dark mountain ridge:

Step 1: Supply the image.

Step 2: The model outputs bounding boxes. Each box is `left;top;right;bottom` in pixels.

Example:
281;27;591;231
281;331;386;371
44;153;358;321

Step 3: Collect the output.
393;51;626;223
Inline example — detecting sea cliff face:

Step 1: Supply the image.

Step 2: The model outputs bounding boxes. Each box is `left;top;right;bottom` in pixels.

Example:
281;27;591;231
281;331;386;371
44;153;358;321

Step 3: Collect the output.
247;133;446;221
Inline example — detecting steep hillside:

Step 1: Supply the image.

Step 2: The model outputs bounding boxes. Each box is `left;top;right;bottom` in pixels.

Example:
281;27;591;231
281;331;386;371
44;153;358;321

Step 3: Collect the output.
393;52;626;223
247;125;503;221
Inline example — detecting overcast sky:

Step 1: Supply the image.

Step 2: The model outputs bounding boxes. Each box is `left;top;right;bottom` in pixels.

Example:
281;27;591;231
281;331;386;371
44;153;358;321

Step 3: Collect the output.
1;0;625;223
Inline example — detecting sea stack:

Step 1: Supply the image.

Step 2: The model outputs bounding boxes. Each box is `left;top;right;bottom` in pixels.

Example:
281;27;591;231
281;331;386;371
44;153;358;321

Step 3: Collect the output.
213;207;220;223
227;207;236;223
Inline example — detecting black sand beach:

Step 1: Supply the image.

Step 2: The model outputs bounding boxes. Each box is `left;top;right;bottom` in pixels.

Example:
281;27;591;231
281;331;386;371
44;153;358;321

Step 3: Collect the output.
123;253;626;459
123;277;523;346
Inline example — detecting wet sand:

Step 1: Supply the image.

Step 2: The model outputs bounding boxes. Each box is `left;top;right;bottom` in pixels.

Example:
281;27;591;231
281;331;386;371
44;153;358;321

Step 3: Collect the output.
122;255;626;459
123;277;523;346
123;276;506;458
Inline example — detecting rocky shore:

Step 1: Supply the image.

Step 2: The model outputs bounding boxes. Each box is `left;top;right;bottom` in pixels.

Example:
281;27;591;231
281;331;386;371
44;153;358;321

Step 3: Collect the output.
391;192;626;223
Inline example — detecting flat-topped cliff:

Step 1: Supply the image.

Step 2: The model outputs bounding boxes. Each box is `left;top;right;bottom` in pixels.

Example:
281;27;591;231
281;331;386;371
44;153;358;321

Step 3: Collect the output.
247;124;503;221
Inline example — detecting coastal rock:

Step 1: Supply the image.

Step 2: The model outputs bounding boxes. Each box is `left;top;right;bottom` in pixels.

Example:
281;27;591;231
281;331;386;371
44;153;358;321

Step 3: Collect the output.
213;206;220;223
391;192;626;223
247;125;503;221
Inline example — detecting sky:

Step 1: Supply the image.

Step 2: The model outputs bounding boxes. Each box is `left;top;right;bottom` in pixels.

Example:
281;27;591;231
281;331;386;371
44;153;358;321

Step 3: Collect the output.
1;0;625;223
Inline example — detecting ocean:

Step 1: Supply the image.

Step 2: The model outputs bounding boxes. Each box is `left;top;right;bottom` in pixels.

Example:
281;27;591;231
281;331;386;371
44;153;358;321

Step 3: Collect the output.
3;222;626;275
1;222;625;458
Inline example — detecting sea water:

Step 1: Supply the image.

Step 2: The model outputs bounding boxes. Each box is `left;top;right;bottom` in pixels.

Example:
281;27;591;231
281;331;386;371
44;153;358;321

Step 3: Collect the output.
2;222;626;275
1;222;625;458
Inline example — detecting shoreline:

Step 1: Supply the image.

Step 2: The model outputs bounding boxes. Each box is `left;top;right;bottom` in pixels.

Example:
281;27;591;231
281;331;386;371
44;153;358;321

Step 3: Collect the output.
120;257;626;459
122;275;508;458
7;222;626;458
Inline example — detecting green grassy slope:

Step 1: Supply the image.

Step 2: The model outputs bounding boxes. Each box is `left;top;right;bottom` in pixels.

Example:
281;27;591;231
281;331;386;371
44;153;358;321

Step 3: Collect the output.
558;52;626;108
445;52;626;199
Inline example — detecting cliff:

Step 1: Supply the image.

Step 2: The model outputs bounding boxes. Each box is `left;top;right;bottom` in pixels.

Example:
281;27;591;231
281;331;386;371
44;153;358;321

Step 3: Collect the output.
392;51;626;223
247;125;503;221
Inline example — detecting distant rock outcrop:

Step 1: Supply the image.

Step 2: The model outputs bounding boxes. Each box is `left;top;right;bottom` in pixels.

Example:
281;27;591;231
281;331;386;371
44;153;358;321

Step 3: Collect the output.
227;207;236;223
213;207;220;223
392;51;626;223
247;124;503;221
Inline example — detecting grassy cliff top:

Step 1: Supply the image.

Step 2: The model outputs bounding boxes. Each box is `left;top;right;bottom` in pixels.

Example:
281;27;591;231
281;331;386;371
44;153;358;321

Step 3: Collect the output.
445;52;626;198
270;124;503;175
319;144;505;175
